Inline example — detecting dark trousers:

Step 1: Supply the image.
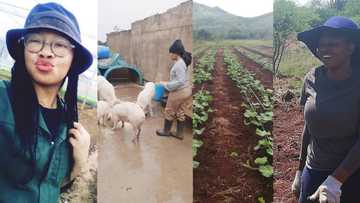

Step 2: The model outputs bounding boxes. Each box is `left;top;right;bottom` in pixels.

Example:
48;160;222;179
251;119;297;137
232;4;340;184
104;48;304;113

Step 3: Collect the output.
299;166;360;203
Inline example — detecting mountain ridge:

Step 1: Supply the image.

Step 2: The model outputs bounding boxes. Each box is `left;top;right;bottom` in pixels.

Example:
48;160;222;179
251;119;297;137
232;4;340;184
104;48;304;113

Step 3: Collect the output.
193;2;273;40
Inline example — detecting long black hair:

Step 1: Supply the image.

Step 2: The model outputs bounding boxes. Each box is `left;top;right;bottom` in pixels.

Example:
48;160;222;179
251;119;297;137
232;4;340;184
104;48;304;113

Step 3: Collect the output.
169;39;192;67
181;51;192;67
10;45;78;184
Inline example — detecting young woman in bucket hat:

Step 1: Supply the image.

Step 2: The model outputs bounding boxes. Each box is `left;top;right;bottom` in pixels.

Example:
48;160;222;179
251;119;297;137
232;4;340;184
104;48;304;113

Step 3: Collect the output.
0;2;93;202
291;16;360;203
156;39;192;140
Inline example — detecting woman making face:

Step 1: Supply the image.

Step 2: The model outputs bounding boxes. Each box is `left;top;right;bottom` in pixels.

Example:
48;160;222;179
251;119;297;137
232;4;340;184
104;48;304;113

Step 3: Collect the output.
0;3;92;202
24;32;74;90
291;16;360;203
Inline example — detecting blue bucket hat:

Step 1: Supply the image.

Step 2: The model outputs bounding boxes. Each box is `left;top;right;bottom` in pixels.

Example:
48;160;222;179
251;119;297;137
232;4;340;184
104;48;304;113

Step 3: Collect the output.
6;2;93;75
298;16;360;62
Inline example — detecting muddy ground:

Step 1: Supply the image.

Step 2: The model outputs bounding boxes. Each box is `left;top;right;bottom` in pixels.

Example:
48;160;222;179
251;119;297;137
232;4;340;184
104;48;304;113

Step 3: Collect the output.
193;48;272;203
97;83;193;203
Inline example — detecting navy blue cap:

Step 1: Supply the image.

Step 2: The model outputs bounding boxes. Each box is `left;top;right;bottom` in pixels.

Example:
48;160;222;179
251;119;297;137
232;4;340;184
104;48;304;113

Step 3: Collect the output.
6;2;93;75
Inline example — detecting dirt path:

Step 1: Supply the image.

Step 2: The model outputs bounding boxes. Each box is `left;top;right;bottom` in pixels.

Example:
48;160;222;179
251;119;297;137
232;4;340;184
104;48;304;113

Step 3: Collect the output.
194;49;272;203
97;83;192;203
233;48;273;89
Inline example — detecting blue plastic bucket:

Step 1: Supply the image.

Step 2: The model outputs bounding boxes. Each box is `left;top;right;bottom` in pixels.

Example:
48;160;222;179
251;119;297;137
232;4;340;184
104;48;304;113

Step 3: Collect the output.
98;46;110;59
153;84;165;101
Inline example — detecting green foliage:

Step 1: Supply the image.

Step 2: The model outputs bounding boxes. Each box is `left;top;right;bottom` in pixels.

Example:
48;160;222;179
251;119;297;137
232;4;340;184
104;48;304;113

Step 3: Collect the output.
193;139;204;168
223;49;273;178
274;0;317;40
193;90;213;129
192;48;216;168
193;49;216;84
342;0;360;25
258;196;266;203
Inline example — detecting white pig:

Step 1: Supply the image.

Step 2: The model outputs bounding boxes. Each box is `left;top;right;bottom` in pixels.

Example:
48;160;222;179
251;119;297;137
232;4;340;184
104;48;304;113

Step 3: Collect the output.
98;75;117;104
97;100;111;126
109;101;145;143
136;82;155;116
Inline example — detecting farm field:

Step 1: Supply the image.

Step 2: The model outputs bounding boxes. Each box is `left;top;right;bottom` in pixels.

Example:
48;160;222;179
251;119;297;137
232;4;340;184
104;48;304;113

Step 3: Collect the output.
193;40;273;203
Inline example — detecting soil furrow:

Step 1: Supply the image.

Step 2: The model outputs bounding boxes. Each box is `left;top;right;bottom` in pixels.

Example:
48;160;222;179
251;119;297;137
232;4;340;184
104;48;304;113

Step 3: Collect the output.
233;48;273;89
194;48;271;203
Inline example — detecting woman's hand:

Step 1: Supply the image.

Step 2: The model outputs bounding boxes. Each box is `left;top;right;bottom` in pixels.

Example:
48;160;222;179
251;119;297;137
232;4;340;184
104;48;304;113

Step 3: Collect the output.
308;175;342;203
291;170;302;197
69;122;90;180
159;81;168;86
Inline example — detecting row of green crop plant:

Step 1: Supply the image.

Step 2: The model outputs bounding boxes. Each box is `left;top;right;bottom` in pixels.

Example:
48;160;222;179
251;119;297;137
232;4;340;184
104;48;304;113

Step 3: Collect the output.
193;49;217;85
192;90;213;168
236;47;272;72
223;49;274;178
192;48;217;168
193;45;209;58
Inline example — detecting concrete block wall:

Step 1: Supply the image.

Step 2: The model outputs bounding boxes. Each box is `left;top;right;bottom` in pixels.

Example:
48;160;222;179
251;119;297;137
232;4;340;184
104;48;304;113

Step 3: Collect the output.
106;0;193;82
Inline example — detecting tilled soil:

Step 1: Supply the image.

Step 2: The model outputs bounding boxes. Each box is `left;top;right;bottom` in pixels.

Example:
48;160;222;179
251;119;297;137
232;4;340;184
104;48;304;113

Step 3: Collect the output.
233;48;273;89
193;49;272;203
238;45;273;59
273;101;304;203
254;45;274;58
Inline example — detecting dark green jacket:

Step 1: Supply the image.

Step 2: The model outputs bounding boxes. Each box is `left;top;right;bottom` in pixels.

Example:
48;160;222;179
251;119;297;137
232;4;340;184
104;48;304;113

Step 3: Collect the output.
0;80;72;203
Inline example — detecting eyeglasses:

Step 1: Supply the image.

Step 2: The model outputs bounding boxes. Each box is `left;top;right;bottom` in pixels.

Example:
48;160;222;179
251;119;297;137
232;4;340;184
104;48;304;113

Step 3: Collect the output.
20;33;75;57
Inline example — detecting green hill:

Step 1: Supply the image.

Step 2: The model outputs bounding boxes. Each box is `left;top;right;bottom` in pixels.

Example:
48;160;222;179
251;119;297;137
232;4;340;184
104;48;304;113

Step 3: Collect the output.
193;2;273;40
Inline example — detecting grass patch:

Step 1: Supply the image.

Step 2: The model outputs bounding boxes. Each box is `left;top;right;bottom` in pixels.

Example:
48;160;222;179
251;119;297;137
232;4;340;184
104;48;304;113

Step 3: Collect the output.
278;42;321;79
194;39;273;54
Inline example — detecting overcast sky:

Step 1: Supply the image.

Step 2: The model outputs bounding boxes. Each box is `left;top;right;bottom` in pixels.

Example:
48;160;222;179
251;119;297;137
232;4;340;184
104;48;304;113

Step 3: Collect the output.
195;0;273;17
98;0;186;42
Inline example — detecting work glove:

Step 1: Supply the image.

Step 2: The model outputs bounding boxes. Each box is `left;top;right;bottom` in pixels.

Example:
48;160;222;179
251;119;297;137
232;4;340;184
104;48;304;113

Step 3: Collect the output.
308;175;342;203
291;170;302;198
69;122;90;180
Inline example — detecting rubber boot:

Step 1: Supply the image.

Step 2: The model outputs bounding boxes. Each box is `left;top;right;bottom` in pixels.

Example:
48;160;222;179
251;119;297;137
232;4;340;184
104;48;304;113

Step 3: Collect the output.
171;120;185;140
156;119;173;136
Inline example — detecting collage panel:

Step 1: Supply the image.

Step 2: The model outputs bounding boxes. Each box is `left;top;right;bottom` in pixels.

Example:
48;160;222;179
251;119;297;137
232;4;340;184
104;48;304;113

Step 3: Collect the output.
0;0;359;202
274;0;360;203
0;0;98;203
192;1;274;202
97;0;193;202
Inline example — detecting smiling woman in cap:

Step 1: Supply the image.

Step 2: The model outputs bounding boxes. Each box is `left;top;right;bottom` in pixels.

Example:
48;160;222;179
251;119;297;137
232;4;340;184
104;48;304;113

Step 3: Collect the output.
291;16;360;203
0;2;92;202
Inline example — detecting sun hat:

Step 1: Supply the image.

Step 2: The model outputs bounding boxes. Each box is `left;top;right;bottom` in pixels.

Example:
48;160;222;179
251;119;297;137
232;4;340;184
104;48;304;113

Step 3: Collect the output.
6;2;93;75
298;16;360;63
